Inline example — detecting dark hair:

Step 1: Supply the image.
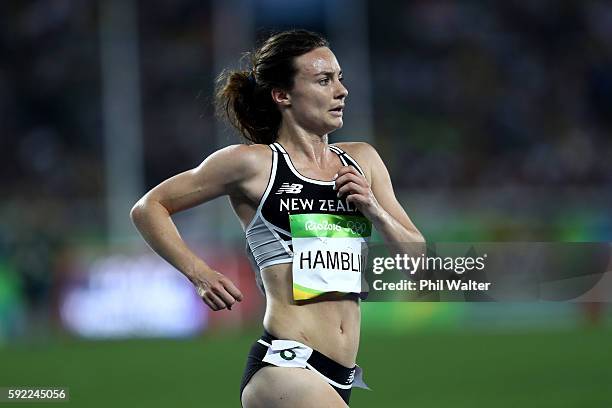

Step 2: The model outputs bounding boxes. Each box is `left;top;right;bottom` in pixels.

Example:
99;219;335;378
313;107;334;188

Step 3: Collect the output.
215;30;329;144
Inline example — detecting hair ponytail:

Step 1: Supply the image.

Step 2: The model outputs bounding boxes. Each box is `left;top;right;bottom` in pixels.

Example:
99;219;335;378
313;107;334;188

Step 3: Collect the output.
215;67;281;144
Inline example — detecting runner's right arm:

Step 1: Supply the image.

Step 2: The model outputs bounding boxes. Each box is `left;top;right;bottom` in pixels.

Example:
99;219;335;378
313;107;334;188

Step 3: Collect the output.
130;144;260;311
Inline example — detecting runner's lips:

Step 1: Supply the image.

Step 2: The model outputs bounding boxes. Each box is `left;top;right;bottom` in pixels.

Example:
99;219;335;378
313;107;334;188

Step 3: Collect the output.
329;106;344;116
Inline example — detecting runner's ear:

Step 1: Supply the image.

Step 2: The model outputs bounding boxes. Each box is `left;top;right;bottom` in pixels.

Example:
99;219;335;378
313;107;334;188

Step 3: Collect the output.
271;88;291;107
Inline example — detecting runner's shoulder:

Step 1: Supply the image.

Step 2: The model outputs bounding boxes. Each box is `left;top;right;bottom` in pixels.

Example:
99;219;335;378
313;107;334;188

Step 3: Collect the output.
207;143;272;178
331;142;382;178
332;141;379;162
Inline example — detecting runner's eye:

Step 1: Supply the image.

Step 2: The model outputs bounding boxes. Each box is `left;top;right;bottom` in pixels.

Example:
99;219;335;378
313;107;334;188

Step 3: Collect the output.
319;78;330;85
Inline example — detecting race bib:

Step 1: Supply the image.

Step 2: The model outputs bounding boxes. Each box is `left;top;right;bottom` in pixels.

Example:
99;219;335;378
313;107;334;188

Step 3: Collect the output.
261;340;314;368
289;213;371;300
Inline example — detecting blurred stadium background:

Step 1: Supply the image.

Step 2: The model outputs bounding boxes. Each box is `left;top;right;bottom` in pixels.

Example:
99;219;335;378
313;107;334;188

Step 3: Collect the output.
1;1;611;407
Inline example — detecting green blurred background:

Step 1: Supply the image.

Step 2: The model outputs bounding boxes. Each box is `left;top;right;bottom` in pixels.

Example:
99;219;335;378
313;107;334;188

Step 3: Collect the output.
1;1;612;407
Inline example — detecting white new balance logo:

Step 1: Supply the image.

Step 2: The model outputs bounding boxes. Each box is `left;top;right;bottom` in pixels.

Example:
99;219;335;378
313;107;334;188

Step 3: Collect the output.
275;183;303;194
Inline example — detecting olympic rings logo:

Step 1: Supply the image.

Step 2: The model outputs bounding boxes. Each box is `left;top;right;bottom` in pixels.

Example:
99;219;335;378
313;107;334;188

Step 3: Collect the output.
346;220;367;235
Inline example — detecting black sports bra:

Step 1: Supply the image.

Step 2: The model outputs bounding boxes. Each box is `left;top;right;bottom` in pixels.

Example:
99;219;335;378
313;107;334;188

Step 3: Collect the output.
244;142;366;293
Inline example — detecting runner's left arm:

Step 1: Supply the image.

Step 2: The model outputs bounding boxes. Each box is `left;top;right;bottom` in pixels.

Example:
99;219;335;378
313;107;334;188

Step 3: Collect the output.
334;143;425;245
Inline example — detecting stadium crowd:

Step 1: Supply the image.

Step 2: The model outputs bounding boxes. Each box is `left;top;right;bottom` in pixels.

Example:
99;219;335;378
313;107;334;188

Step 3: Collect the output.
0;1;611;335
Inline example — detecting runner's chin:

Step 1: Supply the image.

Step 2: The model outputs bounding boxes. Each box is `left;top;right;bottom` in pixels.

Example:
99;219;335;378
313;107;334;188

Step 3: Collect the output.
329;112;344;129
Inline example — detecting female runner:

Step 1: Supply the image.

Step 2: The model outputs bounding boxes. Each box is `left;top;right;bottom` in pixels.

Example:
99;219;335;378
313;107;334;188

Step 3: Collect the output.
130;30;424;407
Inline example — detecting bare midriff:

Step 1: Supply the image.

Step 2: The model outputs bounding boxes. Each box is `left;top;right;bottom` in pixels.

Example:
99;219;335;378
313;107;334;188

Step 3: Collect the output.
260;262;360;368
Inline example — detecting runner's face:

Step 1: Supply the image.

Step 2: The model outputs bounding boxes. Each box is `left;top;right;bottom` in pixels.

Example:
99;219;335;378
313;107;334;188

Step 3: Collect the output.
287;47;348;134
